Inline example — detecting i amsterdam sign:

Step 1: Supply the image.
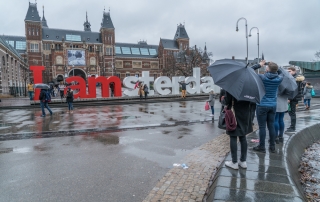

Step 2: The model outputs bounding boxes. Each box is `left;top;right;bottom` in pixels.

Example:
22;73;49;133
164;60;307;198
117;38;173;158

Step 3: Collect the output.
30;66;217;100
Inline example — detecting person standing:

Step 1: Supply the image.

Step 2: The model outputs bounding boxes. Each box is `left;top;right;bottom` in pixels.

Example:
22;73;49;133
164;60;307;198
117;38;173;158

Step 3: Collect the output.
143;84;149;100
66;87;74;113
110;82;115;97
39;89;53;117
252;61;283;153
303;82;313;110
224;91;253;170
58;82;66;100
178;81;190;99
285;67;305;133
138;83;144;100
274;93;288;143
27;81;34;100
207;90;215;117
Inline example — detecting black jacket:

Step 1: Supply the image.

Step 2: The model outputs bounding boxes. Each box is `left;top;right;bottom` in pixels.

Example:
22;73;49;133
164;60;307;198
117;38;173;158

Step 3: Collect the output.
290;73;305;101
66;90;74;102
39;89;47;101
178;82;190;90
224;92;253;136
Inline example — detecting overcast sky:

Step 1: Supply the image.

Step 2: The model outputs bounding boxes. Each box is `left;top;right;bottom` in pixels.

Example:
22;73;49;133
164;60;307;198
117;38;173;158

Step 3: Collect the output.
1;0;319;65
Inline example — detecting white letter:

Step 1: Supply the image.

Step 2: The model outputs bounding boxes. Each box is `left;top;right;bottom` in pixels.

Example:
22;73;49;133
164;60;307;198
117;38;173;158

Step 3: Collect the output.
154;76;172;95
185;67;201;94
172;76;185;95
200;77;214;93
138;71;154;96
123;76;139;96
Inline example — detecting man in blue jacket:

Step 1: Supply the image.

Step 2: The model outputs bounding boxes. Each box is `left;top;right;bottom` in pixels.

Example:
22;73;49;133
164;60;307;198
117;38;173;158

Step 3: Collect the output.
252;61;283;153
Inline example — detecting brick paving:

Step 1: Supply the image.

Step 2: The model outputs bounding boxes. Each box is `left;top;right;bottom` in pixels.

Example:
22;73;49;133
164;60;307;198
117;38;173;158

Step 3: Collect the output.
143;133;230;202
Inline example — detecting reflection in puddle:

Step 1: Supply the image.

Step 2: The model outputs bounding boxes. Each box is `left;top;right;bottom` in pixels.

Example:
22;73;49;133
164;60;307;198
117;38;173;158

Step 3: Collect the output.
13;147;32;154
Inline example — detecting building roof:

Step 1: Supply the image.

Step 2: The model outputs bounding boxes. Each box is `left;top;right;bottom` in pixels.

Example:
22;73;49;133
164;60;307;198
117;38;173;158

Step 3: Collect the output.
160;38;179;50
0;35;23;59
2;35;27;54
101;11;114;29
174;24;189;40
289;61;320;71
115;42;158;58
42;6;48;27
25;2;41;22
42;27;102;43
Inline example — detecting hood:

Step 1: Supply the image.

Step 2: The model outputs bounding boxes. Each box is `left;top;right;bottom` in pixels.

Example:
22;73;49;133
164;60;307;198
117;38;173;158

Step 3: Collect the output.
265;72;279;79
293;74;305;81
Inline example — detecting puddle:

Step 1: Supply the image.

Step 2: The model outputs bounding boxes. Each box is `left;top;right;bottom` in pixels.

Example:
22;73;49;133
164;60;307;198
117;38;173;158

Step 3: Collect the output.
13;147;32;154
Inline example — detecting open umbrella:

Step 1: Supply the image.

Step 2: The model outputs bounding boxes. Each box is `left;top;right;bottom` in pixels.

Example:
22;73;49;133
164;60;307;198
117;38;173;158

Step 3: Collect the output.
207;59;265;103
34;83;50;89
278;67;298;99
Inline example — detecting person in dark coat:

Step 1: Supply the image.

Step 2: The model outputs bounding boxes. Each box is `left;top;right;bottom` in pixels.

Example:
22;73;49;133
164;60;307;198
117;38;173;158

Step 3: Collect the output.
66;87;74;113
178;81;190;98
224;91;253;170
39;89;53;117
219;88;226;112
143;84;149;100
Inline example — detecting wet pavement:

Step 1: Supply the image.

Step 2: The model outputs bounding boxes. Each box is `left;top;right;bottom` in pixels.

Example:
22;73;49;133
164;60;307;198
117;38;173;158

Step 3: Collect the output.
208;109;320;202
0;100;224;202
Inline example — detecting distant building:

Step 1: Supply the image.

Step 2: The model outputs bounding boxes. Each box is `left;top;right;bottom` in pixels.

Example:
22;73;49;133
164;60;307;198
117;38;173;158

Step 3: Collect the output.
0;35;28;96
2;2;209;83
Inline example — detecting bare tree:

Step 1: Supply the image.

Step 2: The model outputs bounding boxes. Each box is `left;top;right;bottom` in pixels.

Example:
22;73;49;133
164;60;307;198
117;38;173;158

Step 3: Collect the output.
315;50;320;61
162;46;212;77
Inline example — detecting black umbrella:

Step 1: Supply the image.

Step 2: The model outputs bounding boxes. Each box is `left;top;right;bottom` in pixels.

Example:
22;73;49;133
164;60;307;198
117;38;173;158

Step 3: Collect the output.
34;83;50;89
278;67;298;99
207;59;265;103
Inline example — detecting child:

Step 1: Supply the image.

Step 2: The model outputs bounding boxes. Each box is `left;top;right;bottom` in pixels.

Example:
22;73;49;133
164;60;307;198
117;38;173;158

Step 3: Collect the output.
66;87;74;113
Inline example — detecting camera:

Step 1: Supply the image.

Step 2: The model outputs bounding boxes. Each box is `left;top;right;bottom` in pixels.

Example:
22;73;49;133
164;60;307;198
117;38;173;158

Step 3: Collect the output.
264;62;269;65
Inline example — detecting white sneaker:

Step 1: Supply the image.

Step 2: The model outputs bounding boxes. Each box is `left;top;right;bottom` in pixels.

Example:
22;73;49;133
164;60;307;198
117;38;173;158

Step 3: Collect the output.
225;161;239;170
238;161;247;169
210;114;214;117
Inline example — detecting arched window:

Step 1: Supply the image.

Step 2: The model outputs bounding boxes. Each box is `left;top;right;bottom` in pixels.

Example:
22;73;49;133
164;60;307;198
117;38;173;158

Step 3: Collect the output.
32;28;35;35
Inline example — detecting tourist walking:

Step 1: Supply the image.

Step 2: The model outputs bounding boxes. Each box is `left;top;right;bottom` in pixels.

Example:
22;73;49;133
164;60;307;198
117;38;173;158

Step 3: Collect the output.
66;87;74;113
138;83;144;100
285;67;305;133
178;81;190;99
39;89;53;117
27;81;34;100
224;91;253;170
143;84;149;100
58;82;66;100
207;90;215;117
274;93;288;143
303;82;313;110
252;61;283;153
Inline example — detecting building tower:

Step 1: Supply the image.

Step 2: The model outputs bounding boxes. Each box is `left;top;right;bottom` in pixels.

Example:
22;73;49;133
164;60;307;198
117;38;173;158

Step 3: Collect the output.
100;8;115;76
174;23;189;50
24;2;43;79
42;6;48;28
83;11;91;31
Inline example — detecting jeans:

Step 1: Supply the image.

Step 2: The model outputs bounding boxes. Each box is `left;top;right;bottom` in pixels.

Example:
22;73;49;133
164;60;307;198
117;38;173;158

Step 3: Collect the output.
288;100;298;129
304;99;311;107
67;102;73;110
145;92;148;99
40;101;53;116
230;136;247;163
60;91;64;99
211;106;214;115
28;91;33;100
256;105;276;148
274;112;285;138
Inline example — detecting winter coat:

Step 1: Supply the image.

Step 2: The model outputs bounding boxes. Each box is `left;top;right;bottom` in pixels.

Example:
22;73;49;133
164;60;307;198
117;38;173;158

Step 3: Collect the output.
251;64;283;107
39;89;47;102
138;85;144;96
224;91;253;137
208;94;215;106
290;74;305;101
276;93;288;112
143;85;149;93
66;90;74;102
179;82;190;90
303;85;313;99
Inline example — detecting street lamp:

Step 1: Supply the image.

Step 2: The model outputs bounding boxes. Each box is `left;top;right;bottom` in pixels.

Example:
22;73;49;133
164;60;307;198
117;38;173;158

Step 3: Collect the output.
236;17;248;64
249;27;260;73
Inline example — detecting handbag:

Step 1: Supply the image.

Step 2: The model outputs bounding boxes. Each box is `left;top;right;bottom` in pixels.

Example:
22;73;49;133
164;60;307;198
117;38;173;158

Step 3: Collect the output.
311;89;316;97
205;101;210;111
225;98;237;132
218;109;226;129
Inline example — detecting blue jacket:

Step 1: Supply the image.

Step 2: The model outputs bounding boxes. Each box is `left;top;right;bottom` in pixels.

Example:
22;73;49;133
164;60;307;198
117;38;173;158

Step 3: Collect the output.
252;64;283;107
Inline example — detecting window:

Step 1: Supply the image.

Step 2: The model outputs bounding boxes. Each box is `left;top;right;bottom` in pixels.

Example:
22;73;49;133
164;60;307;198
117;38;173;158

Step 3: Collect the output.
121;47;131;54
36;29;39;36
106;47;113;55
131;48;140;55
16;41;26;50
116;73;120;78
135;74;139;78
149;49;157;55
45;55;49;60
125;73;130;77
28;28;31;35
30;43;39;52
140;48;149;55
32;28;35;35
154;74;157;79
66;34;81;42
115;46;122;54
6;41;14;47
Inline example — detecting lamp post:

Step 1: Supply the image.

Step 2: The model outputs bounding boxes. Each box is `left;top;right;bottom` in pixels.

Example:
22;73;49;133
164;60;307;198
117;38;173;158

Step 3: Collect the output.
249;27;260;73
236;17;248;64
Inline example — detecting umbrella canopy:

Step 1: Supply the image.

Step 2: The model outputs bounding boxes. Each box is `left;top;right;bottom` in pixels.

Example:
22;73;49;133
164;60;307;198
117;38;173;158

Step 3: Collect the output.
34;83;50;89
207;59;265;103
278;67;298;99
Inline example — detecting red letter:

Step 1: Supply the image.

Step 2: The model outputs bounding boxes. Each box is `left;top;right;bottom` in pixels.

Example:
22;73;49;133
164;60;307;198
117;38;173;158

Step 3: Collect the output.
87;76;122;98
65;76;87;99
30;66;45;101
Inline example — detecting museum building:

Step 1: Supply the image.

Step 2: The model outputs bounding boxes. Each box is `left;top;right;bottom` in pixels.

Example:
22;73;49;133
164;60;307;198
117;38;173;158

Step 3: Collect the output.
2;2;210;83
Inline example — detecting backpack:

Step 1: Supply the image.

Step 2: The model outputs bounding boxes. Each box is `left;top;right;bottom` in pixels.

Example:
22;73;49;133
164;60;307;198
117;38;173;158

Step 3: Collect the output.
311;89;316;97
45;91;51;102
